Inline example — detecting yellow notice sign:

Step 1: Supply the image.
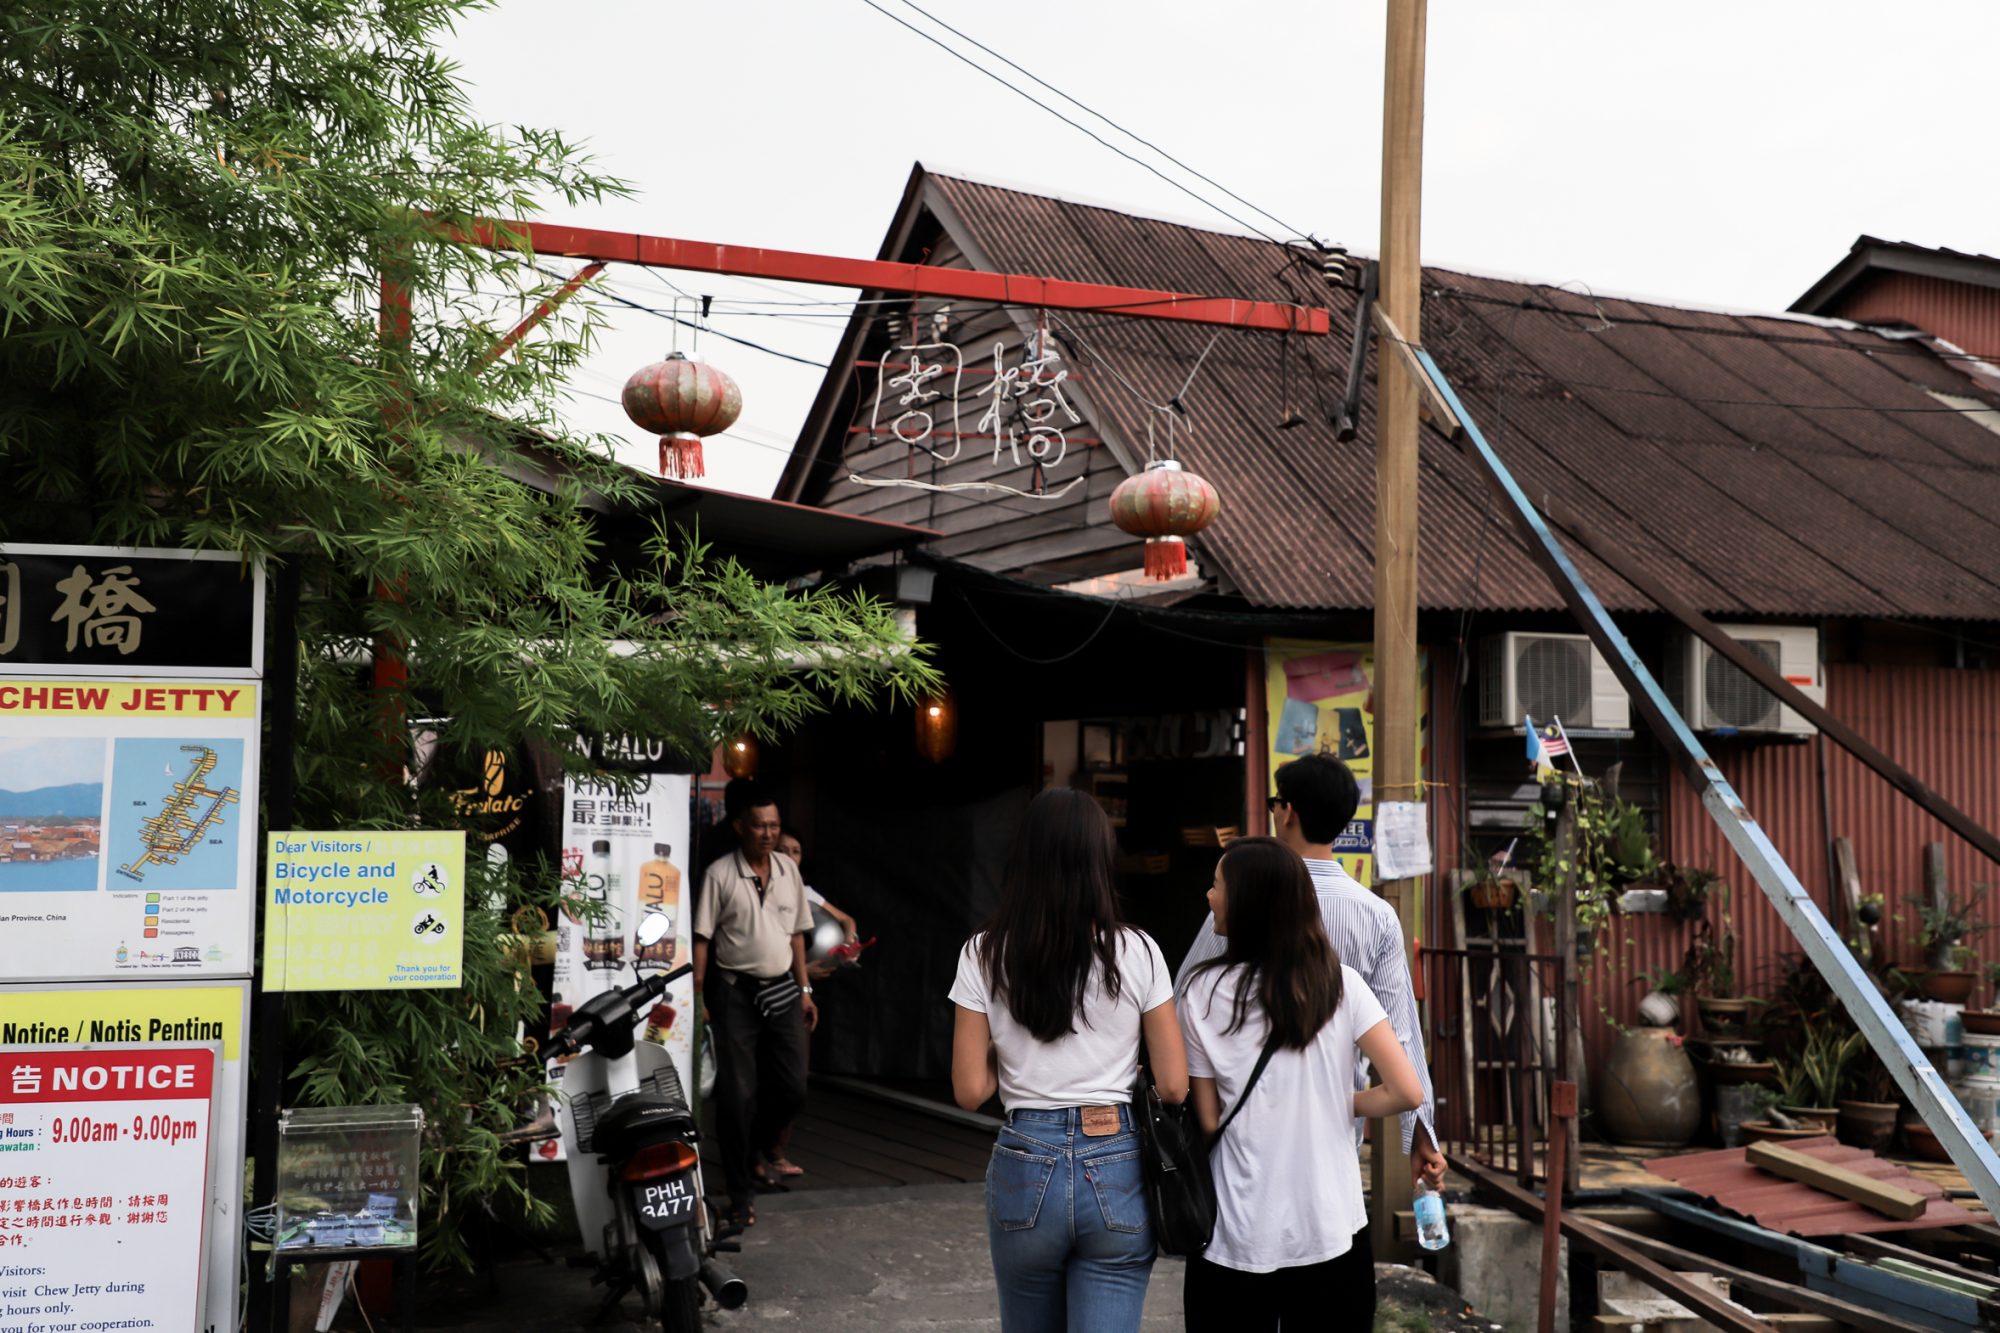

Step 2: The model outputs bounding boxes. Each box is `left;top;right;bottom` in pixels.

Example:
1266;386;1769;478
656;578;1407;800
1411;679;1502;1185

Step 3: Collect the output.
263;831;466;991
0;678;257;718
0;982;242;1057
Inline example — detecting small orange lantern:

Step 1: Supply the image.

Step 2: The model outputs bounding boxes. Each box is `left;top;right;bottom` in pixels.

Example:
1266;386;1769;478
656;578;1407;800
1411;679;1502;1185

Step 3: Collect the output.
1107;459;1220;580
721;734;759;779
622;352;743;481
915;692;957;764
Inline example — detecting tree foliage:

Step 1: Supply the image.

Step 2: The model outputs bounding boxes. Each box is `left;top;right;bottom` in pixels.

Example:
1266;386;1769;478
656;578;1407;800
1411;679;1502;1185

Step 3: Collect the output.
0;0;938;1264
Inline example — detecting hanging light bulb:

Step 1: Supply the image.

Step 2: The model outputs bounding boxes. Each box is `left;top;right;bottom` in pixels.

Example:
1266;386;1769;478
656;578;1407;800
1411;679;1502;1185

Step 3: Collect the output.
915;692;957;764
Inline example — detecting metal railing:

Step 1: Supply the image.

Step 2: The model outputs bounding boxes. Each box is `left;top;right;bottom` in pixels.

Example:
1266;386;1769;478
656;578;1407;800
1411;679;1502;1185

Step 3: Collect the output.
1421;947;1568;1188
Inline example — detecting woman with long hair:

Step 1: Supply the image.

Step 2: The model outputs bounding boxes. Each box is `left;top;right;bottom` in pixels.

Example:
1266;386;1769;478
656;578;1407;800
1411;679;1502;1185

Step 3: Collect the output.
950;787;1188;1332
1179;837;1423;1330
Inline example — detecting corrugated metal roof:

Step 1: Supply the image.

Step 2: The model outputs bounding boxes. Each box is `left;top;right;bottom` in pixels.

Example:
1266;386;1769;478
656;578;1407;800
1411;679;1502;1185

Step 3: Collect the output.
836;172;2000;619
1645;1137;1983;1236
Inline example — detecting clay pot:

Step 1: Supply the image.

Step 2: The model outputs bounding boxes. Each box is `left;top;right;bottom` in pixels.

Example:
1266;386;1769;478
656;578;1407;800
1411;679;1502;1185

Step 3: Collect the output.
1740;1121;1826;1145
1919;971;1978;1005
1836;1100;1900;1152
1777;1105;1839;1134
1903;1121;1952;1162
1698;997;1754;1036
1467;877;1517;910
1599;1027;1701;1148
1962;1010;2000;1036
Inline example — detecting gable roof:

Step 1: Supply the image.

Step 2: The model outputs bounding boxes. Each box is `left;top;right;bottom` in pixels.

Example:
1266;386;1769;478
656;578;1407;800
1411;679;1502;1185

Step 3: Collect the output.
1792;235;2000;316
783;169;2000;621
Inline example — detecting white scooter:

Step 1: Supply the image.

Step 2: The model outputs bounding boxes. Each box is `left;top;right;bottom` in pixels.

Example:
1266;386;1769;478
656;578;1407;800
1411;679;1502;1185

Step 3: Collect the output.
548;911;746;1329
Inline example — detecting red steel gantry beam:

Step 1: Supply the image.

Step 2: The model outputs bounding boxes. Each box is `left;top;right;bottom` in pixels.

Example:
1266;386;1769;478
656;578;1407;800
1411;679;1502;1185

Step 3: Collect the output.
456;218;1331;336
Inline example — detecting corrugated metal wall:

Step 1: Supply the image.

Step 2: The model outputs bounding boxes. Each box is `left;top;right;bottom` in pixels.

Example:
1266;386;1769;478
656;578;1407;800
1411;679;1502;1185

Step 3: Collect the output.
1837;271;2000;363
1575;663;2000;1073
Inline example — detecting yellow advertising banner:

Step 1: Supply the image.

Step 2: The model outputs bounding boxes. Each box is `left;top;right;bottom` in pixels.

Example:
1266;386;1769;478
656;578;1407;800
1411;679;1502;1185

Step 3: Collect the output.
263;831;467;991
0;679;257;718
1263;639;1429;888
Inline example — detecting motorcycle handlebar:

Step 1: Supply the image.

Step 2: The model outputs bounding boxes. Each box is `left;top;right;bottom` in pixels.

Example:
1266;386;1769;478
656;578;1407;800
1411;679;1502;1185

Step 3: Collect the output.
545;962;696;1061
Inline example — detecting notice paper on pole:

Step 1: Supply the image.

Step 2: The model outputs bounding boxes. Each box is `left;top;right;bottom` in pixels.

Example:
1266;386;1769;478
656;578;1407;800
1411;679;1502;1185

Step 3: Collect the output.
263;831;466;990
0;1043;218;1333
1373;801;1433;882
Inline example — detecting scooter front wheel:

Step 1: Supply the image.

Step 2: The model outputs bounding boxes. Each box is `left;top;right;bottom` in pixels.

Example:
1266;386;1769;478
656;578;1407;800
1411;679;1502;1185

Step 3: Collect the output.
659;1273;703;1333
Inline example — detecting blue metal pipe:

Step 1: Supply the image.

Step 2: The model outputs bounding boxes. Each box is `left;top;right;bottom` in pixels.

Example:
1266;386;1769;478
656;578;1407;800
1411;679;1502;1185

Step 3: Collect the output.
1411;343;2000;1216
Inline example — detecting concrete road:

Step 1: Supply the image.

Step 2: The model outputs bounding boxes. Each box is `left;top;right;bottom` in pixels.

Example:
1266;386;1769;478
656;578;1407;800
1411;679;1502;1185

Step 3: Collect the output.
710;1182;1185;1330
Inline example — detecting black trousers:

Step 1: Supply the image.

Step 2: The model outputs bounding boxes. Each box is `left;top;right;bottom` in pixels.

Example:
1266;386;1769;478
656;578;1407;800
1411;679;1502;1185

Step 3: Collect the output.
705;970;809;1206
1183;1217;1375;1331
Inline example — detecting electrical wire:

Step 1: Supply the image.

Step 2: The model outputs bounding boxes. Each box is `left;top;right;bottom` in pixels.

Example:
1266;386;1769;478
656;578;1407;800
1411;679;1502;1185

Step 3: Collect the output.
952;581;1121;664
884;0;1311;244
856;0;1296;249
533;265;830;368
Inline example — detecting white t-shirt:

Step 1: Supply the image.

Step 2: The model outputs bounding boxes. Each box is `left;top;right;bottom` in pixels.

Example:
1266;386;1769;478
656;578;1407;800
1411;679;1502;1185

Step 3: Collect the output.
1180;963;1389;1272
949;928;1174;1110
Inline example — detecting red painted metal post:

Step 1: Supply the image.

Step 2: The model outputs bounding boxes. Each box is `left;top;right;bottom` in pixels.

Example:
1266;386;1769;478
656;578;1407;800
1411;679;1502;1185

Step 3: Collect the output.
449;218;1330;336
479;260;606;369
1538;1080;1578;1333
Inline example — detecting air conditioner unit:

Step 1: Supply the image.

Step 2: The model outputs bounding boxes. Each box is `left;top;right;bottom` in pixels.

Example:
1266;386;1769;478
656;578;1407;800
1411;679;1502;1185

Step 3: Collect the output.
1663;624;1823;736
1477;632;1630;732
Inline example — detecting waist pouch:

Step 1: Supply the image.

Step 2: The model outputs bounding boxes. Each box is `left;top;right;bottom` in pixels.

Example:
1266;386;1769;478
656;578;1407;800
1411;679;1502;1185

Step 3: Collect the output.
738;972;800;1020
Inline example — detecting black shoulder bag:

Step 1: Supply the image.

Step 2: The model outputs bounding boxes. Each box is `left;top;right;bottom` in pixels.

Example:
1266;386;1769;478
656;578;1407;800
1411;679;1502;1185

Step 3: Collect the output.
1131;1032;1283;1257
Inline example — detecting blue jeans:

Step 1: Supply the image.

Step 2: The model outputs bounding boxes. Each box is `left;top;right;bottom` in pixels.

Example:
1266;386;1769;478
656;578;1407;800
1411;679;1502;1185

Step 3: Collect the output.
985;1105;1156;1333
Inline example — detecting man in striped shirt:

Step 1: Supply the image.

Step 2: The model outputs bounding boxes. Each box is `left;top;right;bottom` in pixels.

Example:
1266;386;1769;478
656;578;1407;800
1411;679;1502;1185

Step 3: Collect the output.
1178;753;1445;1190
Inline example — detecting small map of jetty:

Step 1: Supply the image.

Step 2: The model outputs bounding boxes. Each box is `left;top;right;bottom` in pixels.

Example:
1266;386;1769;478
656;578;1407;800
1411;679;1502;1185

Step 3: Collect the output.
109;738;245;890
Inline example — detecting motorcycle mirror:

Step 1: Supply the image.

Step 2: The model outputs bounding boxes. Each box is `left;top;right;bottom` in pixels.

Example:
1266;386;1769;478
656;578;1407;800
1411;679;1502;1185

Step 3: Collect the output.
636;911;672;950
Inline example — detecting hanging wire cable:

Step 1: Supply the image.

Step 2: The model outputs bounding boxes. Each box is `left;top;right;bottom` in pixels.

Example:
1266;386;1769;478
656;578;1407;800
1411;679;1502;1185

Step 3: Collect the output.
535;264;830;368
856;0;1296;248
885;0;1311;243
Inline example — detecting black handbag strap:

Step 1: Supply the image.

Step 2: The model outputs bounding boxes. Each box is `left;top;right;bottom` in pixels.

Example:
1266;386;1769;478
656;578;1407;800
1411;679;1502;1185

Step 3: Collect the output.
1211;1030;1284;1144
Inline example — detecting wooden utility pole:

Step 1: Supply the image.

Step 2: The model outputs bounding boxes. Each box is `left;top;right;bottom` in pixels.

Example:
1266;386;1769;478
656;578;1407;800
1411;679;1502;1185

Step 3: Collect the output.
1371;0;1428;1247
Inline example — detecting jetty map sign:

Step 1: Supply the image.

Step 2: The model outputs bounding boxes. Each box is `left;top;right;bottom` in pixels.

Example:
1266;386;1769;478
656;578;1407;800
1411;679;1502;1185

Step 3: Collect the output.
0;681;261;982
0;544;261;677
263;831;467;991
0;1044;219;1333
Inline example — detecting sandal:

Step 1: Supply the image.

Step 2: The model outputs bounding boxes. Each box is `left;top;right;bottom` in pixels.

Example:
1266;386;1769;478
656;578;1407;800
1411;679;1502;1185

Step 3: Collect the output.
763;1154;806;1179
720;1200;755;1231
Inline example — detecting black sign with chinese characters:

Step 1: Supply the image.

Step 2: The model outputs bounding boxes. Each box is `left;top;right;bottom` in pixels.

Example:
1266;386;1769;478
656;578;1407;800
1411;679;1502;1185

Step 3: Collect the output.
0;544;262;675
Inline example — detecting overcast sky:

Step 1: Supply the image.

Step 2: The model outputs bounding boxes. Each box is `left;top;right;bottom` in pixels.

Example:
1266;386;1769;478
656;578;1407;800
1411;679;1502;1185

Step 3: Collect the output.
443;1;2000;497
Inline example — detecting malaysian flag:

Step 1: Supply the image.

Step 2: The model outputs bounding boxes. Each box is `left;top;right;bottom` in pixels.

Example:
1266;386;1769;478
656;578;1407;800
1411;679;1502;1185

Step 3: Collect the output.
1540;720;1571;758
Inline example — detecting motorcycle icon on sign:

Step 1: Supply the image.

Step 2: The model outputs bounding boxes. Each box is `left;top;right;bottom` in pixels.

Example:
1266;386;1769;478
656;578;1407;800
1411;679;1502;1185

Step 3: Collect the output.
412;913;448;937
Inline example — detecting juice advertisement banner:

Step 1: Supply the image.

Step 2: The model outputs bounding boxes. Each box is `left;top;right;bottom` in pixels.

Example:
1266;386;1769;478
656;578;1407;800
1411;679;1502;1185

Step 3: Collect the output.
544;762;694;1167
1262;640;1430;888
0;680;261;983
262;831;468;991
0;983;246;1333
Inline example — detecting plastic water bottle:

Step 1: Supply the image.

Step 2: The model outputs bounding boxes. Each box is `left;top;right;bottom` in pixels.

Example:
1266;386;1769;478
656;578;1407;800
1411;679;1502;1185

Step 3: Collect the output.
1413;1181;1450;1251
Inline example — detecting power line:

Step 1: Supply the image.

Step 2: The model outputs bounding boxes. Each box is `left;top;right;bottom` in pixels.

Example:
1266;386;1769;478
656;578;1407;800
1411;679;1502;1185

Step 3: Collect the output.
856;0;1296;249
885;0;1310;244
535;265;830;368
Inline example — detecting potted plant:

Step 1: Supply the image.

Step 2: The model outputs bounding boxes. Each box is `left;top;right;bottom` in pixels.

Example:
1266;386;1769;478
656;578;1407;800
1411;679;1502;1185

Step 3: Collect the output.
1969;963;2000;1037
1773;1021;1860;1133
1522;777;1653;949
1909;883;1989;1002
1857;892;1884;927
1685;885;1755;1035
1660;862;1719;924
1636;967;1686;1028
1837;1050;1903;1152
1465;868;1518;911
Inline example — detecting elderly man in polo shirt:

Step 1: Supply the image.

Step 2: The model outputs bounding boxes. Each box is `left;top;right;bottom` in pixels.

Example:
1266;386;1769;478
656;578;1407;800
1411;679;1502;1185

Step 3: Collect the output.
694;782;817;1228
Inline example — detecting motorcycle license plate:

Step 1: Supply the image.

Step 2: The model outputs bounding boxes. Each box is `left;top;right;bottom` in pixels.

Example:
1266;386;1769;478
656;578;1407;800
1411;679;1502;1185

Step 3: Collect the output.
633;1171;699;1230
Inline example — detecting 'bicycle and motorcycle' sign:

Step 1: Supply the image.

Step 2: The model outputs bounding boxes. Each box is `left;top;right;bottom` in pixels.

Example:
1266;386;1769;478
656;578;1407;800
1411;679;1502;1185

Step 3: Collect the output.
261;831;466;990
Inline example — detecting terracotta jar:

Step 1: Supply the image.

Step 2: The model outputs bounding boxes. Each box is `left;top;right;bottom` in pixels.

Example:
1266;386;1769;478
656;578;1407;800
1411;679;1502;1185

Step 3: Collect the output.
1599;1027;1701;1148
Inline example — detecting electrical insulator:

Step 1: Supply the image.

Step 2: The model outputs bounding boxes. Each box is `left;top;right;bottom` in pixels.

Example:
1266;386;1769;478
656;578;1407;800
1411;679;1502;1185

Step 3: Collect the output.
1321;245;1350;289
884;312;906;345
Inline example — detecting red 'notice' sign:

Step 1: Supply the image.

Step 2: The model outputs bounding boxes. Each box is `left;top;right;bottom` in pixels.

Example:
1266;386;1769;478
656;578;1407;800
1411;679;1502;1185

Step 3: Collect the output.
0;1045;216;1333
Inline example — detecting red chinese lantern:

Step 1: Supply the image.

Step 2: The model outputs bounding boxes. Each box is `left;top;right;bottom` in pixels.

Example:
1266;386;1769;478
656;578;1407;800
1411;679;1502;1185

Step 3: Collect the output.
1107;460;1220;580
621;352;742;481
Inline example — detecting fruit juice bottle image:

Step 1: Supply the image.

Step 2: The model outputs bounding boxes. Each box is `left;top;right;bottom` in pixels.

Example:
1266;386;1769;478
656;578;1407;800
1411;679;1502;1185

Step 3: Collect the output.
582;838;624;969
643;1001;677;1044
636;842;680;964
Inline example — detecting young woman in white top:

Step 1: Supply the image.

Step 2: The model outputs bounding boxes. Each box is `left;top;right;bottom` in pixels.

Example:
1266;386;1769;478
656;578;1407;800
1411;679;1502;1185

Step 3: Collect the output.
1178;836;1423;1331
950;787;1189;1333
